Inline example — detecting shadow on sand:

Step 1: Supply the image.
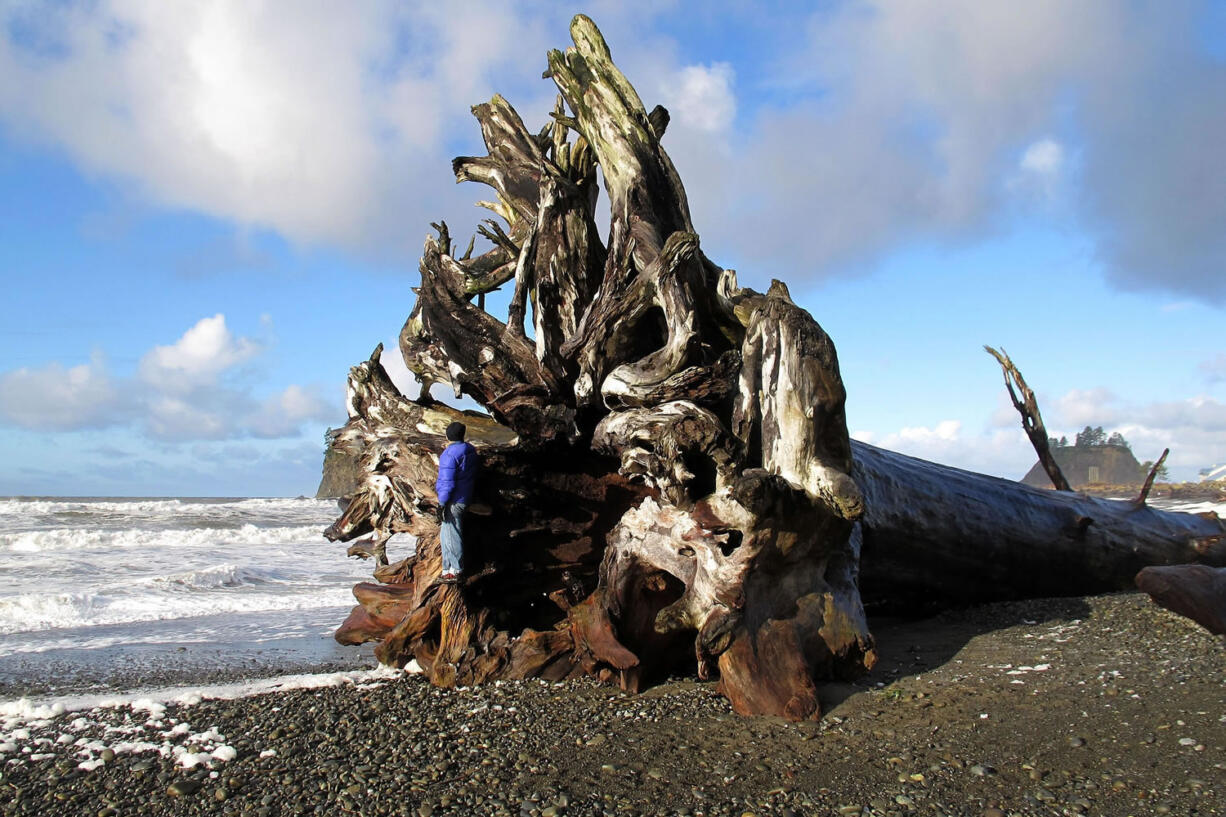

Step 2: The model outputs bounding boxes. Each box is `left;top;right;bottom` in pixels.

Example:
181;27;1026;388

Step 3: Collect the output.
819;595;1094;714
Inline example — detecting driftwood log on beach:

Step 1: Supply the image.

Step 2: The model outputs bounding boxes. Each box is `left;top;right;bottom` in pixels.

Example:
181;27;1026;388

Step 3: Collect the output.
851;441;1226;609
1136;564;1226;634
321;15;1226;720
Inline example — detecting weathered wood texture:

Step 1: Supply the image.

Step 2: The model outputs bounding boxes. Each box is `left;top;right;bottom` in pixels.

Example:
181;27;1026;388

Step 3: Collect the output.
321;14;1224;721
985;346;1071;492
324;15;872;721
853;441;1226;609
1135;564;1226;635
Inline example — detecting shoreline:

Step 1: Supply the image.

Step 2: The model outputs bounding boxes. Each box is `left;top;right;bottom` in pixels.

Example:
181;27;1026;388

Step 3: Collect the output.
0;624;374;701
2;592;1222;816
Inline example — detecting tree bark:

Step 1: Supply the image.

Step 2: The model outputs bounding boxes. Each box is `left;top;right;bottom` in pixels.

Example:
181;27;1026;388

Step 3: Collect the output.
1135;564;1226;635
851;441;1226;610
1134;448;1170;506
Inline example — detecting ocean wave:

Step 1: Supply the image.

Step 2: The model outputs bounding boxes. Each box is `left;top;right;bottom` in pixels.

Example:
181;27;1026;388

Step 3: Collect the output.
0;584;357;636
0;605;354;655
142;564;289;590
0;497;337;522
0;524;328;554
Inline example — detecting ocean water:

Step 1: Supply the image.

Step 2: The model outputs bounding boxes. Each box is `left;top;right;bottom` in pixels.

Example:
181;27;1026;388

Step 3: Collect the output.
0;497;389;694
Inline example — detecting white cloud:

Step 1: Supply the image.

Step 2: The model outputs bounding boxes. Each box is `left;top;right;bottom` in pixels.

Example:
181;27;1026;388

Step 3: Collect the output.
145;395;231;441
0;0;554;252
1019;138;1064;178
0;315;339;441
663;63;736;133
139;314;260;393
1;1;1221;307
1009;137;1067;201
853;421;1035;478
0;352;122;431
246;385;335;438
1138;396;1226;433
662;1;1226;302
1054;387;1119;428
378;344;418;398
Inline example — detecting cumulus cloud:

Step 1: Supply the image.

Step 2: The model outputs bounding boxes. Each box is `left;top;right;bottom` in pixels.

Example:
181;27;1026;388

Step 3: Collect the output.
663;63;736;133
378;345;419;398
1009;137;1068;201
145;395;232;441
139;314;260;393
0;315;338;441
667;1;1226;302
1137;396;1226;433
0;352;123;431
1054;387;1119;428
246;385;336;439
1019;139;1064;178
852;422;1035;478
1;1;1221;304
0;0;555;253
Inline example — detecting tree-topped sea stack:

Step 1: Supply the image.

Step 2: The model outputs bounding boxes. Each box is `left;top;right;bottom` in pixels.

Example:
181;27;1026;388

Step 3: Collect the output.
324;15;1226;720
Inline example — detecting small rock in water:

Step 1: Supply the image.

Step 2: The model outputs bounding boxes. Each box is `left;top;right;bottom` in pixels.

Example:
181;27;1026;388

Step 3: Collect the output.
167;779;202;797
1068;736;1086;747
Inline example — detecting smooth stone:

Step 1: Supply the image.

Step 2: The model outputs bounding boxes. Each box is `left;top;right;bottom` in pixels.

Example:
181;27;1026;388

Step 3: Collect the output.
167;779;202;797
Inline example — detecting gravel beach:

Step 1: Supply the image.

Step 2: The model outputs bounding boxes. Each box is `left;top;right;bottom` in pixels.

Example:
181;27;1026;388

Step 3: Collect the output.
2;592;1222;817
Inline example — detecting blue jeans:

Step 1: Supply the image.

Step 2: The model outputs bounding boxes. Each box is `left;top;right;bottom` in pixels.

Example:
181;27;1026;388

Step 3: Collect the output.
440;501;466;574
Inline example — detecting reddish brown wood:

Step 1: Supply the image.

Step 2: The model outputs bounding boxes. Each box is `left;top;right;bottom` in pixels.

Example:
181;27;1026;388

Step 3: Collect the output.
1136;564;1226;634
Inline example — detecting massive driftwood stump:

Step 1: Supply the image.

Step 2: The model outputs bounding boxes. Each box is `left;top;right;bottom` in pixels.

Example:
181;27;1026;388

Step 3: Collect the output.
323;15;1225;720
325;16;872;720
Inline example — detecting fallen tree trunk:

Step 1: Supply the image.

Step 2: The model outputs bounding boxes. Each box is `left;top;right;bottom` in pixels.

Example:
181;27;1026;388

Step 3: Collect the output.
852;441;1226;609
320;14;1225;721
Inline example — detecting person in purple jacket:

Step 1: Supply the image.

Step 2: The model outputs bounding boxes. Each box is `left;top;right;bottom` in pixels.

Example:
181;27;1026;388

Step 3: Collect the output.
435;421;479;583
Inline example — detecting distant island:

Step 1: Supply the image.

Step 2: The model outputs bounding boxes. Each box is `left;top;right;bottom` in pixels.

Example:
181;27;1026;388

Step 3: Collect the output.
1022;425;1226;500
1021;425;1150;488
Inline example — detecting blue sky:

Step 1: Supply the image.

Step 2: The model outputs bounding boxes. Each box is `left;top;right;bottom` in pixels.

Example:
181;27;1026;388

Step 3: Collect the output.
1;0;1224;496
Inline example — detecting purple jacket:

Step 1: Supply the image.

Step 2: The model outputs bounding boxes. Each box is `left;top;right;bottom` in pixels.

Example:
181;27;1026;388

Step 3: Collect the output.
436;441;478;505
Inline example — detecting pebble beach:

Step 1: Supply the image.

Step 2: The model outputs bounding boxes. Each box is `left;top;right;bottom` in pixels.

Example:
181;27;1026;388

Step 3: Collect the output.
2;592;1223;817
